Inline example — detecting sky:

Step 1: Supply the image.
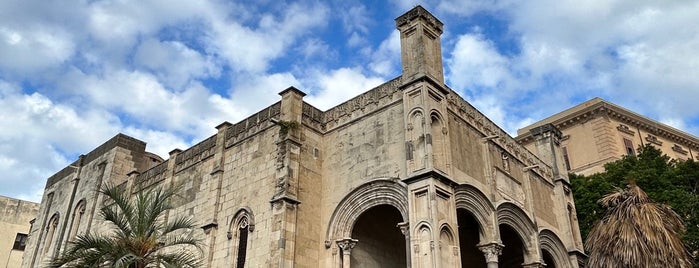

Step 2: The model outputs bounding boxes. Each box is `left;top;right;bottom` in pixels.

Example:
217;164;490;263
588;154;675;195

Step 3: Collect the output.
2;0;699;202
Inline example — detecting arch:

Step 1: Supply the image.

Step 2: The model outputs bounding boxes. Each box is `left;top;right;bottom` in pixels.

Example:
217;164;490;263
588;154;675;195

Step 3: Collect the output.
229;207;255;234
454;184;494;240
496;202;536;248
68;199;87;241
539;229;570;268
44;213;60;255
229;207;255;268
325;178;409;242
497;202;538;264
439;225;456;267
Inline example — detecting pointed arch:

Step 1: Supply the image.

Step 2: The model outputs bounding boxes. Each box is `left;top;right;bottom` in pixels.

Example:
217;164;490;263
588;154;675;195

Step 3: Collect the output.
325;178;408;243
44;213;60;255
539;229;570;268
68;199;86;241
229;207;254;268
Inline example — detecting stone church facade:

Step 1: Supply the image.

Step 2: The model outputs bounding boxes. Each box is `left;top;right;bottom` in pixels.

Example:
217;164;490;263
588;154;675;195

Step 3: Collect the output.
22;6;586;268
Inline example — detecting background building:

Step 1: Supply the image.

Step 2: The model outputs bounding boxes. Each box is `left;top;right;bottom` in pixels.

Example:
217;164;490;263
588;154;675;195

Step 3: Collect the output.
1;195;39;268
517;97;699;175
23;6;585;268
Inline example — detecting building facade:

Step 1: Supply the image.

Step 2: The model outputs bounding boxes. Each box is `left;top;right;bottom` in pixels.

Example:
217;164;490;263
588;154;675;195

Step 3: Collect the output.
1;195;39;268
517;97;699;175
22;6;585;268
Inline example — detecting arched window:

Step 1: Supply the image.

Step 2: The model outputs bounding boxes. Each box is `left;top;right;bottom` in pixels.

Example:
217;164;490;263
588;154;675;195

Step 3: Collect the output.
229;208;254;268
44;214;60;255
69;200;86;241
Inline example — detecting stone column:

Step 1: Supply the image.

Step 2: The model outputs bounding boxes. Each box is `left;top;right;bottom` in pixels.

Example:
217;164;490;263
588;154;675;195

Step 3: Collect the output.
478;243;504;268
336;238;358;268
398;222;412;268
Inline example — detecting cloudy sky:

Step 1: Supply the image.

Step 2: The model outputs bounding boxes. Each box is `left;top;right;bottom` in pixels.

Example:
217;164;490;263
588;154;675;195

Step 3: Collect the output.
2;0;698;202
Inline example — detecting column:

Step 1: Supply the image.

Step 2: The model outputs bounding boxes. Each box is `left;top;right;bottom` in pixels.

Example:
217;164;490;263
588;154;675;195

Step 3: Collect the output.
336;238;358;268
478;243;503;268
398;222;412;268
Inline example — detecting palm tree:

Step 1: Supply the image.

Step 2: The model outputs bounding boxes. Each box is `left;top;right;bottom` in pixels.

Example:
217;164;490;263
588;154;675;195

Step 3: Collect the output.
49;184;203;268
586;183;694;268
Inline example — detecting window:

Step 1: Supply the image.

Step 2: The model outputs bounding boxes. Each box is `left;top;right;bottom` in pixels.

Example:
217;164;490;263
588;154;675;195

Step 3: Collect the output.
44;214;59;254
13;233;28;250
229;208;254;268
69;200;86;241
562;147;571;171
236;223;249;268
623;138;635;156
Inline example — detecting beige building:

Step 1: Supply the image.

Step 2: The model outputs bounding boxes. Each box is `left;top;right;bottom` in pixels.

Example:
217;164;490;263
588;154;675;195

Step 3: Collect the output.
517;97;699;175
23;6;585;268
1;195;39;268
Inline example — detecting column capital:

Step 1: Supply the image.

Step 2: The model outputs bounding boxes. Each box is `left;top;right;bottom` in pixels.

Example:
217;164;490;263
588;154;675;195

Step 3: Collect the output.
477;242;504;263
336;238;358;255
397;222;410;236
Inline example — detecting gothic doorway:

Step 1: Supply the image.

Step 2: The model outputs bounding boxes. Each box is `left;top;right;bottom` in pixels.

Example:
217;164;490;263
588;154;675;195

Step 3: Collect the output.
499;224;525;268
457;208;486;268
349;204;406;268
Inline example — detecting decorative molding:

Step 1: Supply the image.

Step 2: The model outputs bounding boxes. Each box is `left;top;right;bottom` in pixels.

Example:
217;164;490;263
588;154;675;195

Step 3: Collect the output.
305;77;402;132
477;242;504;263
224;102;281;148
616;124;635;135
673;144;688;155
645;134;663;146
447;91;555;181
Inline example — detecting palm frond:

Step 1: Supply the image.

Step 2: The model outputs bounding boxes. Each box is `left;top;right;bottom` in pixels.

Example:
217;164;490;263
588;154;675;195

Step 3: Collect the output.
587;183;694;267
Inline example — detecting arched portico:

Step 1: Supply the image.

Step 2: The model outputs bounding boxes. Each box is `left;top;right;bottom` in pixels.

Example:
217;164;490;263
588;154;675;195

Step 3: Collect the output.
454;184;495;268
496;202;540;266
325;178;410;268
539;230;570;268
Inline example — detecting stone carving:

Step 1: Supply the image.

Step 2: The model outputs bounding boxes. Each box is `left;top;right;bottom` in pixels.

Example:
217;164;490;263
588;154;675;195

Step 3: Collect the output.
447;89;554;180
225;102;281;147
175;135;216;171
336;238;358;255
318;77;402;131
477;243;504;263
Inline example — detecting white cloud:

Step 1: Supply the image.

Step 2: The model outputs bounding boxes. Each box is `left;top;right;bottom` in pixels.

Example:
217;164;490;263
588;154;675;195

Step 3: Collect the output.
0;26;75;73
134;38;220;89
447;33;514;91
305;67;384;110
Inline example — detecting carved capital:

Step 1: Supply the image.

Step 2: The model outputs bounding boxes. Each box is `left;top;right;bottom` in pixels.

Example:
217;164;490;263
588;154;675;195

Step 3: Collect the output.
478;243;504;263
397;222;410;237
336;238;358;255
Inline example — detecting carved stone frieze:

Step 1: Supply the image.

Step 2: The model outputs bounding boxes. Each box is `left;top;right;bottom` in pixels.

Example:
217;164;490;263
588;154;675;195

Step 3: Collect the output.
447;90;554;180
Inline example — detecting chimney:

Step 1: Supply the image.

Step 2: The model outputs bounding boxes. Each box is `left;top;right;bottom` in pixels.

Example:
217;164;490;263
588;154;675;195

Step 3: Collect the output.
395;5;445;86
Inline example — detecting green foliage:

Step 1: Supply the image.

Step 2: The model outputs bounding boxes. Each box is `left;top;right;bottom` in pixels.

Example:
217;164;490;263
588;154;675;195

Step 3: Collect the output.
49;184;204;268
277;120;299;136
572;144;699;266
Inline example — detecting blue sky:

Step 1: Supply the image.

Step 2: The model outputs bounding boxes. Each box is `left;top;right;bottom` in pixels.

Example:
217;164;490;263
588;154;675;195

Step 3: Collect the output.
2;0;699;202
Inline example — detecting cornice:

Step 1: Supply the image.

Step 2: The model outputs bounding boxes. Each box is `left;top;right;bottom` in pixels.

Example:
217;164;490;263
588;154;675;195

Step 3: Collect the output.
516;98;699;149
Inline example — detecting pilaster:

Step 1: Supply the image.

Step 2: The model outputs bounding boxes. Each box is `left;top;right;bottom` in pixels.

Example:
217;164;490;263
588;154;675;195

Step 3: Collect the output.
269;87;306;268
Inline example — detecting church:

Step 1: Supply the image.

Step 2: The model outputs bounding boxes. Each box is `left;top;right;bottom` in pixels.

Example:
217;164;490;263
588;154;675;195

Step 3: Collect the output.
22;6;586;268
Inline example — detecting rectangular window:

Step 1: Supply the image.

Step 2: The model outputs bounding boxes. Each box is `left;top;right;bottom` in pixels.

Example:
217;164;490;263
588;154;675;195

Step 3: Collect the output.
13;233;28;251
623;138;635;156
562;147;571;171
